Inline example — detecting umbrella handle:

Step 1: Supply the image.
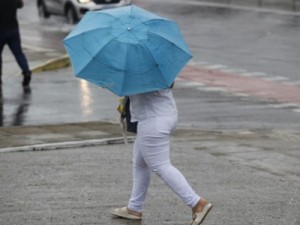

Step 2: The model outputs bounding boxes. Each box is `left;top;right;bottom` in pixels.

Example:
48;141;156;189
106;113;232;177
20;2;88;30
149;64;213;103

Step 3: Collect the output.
120;116;128;145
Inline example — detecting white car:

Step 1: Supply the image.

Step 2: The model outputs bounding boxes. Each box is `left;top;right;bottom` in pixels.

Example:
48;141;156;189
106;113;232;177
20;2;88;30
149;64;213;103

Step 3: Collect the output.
37;0;132;24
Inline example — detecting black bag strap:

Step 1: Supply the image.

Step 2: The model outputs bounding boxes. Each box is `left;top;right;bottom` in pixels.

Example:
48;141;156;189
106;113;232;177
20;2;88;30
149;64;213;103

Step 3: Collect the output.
17;0;24;8
124;97;137;133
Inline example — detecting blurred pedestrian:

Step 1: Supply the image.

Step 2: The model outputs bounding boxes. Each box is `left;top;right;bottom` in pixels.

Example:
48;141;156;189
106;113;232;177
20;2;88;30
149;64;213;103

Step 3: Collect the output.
0;0;31;87
111;86;213;225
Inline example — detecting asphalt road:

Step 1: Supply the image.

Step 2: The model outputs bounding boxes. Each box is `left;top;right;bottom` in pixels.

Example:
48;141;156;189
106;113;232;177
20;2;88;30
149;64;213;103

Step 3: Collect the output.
0;0;295;131
1;134;299;225
138;0;300;83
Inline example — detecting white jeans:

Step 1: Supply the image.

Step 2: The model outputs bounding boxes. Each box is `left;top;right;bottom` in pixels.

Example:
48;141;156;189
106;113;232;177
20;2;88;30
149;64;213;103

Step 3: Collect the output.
128;114;200;212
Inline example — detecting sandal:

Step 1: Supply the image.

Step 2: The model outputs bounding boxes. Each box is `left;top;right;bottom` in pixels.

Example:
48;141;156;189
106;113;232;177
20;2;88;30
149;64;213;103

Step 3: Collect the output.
190;202;213;225
111;207;142;220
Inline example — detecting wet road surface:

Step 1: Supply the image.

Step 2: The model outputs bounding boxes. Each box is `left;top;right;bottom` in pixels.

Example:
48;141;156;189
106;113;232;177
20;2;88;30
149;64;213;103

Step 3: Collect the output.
1;0;300;132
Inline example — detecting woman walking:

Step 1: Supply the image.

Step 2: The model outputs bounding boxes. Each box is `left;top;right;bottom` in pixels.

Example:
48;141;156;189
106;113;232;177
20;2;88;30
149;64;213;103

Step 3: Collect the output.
111;87;213;225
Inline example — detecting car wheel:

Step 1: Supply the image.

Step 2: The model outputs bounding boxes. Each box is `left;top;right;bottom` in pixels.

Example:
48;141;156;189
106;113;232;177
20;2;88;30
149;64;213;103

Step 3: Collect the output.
37;0;50;18
66;5;79;24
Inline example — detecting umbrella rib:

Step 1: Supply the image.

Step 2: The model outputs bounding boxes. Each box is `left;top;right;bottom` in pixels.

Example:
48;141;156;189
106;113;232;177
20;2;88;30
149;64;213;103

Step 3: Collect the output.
100;11;136;32
140;32;192;85
139;40;169;86
77;37;124;76
147;30;191;55
120;43;130;95
65;26;112;43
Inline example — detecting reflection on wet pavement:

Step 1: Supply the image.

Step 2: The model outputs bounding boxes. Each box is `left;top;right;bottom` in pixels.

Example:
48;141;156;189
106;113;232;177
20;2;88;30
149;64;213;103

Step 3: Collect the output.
12;87;32;126
0;86;3;127
80;80;93;116
0;86;32;127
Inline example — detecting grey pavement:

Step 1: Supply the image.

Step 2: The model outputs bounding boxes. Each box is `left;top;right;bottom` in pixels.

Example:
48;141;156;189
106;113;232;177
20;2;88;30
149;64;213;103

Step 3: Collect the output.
0;129;300;225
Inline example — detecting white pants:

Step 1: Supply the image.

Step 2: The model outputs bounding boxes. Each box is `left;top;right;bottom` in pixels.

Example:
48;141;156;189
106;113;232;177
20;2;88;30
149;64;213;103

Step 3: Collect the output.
128;114;200;212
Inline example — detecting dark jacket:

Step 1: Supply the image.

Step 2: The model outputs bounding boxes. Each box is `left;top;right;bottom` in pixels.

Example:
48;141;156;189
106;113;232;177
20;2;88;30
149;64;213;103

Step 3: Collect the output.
0;0;23;33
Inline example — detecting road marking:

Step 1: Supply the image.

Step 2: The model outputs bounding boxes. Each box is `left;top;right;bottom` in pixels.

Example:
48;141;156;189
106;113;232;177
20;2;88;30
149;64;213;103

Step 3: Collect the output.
293;109;300;113
180;64;300;105
263;76;290;81
175;79;205;88
197;86;228;92
234;93;250;97
268;103;300;109
204;64;227;70
220;68;247;74
240;72;268;77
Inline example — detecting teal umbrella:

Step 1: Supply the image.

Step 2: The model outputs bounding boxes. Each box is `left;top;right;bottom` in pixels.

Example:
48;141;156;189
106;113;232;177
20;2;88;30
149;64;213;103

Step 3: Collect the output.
63;5;192;96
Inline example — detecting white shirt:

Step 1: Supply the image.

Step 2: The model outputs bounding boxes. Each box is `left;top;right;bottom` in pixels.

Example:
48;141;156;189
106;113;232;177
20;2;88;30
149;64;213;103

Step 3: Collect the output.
129;89;177;122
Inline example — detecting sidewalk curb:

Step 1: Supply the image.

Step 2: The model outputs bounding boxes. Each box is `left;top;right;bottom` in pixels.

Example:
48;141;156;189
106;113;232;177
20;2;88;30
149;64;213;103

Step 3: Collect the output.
31;54;70;73
0;136;135;153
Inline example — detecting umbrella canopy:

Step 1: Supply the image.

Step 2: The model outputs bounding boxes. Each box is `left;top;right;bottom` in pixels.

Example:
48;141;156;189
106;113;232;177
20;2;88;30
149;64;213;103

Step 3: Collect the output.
63;5;192;96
